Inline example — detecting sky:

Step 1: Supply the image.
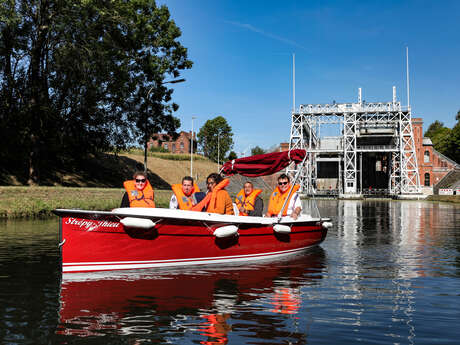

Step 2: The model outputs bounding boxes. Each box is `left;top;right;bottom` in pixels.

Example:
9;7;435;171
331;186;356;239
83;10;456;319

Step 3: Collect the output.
159;0;460;156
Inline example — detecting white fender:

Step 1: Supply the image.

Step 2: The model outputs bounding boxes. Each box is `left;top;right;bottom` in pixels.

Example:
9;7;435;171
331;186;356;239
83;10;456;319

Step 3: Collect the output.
273;224;291;234
213;225;238;238
322;221;333;229
120;217;156;229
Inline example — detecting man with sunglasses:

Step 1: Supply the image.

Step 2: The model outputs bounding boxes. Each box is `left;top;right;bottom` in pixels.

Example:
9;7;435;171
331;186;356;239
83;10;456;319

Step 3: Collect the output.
120;171;155;208
265;174;301;219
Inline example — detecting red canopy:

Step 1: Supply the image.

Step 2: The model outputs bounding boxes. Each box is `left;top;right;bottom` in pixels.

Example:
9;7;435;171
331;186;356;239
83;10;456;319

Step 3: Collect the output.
221;149;306;177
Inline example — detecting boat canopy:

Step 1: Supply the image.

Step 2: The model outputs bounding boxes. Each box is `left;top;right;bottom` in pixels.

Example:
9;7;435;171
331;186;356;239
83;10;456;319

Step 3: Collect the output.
221;149;306;177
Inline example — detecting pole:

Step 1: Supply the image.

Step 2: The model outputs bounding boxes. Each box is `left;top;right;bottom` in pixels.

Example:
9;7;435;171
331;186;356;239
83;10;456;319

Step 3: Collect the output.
293;53;295;113
217;133;220;172
406;46;410;108
190;116;196;177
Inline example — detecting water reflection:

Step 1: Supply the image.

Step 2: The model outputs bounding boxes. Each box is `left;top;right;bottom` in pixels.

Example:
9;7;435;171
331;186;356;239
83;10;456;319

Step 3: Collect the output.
1;201;459;344
56;249;327;343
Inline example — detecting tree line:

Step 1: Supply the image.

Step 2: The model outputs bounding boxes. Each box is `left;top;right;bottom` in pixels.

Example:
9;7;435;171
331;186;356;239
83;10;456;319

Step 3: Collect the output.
0;0;192;184
424;110;460;163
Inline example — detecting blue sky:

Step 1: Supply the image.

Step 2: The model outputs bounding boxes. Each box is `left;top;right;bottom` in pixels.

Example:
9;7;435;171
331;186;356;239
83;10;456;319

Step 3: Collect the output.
160;0;460;156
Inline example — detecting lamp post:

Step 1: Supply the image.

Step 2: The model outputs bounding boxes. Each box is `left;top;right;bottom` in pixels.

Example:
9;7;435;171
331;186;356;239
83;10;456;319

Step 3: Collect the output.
144;78;185;172
217;132;220;172
190;116;196;177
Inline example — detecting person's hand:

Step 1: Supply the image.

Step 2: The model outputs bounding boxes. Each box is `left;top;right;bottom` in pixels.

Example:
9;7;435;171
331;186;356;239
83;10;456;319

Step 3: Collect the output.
291;212;299;220
239;206;245;213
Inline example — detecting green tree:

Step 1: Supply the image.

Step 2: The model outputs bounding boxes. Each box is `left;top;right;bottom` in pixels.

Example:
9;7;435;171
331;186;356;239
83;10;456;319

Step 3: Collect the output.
424;120;451;156
0;0;192;184
227;151;238;160
251;146;266;156
446;122;460;163
197;116;234;162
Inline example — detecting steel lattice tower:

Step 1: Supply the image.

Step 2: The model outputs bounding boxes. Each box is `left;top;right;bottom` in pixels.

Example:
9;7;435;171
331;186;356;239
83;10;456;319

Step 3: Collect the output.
288;88;421;196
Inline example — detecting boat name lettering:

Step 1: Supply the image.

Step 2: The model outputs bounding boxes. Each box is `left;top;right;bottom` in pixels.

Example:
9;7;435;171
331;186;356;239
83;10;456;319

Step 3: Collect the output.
65;218;119;231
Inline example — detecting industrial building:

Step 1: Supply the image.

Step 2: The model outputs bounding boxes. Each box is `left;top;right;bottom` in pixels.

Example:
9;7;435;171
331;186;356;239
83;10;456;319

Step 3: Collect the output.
287;88;423;198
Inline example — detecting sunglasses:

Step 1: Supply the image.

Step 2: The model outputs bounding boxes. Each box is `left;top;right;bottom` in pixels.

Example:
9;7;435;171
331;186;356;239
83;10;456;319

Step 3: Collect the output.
278;181;288;186
135;178;146;183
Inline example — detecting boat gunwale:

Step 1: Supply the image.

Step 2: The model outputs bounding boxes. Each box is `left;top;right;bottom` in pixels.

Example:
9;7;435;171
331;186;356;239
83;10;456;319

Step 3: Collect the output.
53;207;331;225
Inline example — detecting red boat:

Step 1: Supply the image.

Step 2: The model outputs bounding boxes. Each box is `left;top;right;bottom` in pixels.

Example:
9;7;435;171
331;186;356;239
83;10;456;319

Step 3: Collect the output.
54;150;331;273
56;250;326;337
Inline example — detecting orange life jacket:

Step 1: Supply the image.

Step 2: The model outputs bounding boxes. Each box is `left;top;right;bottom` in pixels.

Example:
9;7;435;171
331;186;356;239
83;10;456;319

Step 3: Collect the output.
123;180;155;208
270;288;301;315
235;189;262;216
267;184;300;216
191;179;232;214
171;183;201;210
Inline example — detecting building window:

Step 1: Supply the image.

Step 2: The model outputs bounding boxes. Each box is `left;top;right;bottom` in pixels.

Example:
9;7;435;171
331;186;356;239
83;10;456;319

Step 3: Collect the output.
424;173;430;187
424;150;430;163
180;142;184;150
172;143;176;152
164;143;168;150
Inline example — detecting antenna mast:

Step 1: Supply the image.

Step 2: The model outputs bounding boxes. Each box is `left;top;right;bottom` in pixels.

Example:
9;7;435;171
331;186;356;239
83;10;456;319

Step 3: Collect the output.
406;46;410;108
293;53;295;112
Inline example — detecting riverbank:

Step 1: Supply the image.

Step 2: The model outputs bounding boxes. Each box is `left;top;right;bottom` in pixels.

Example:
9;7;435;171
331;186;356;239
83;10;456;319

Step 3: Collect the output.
0;186;172;219
426;195;460;203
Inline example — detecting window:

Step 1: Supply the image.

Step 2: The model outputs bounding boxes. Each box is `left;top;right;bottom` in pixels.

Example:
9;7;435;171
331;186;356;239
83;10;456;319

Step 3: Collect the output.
424;173;430;187
424;150;430;163
172;143;176;152
164;143;168;150
180;142;184;151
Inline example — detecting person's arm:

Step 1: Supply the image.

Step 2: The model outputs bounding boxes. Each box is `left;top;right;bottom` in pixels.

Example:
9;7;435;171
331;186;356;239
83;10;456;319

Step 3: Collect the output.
120;192;130;208
248;197;263;217
169;194;179;209
289;193;302;220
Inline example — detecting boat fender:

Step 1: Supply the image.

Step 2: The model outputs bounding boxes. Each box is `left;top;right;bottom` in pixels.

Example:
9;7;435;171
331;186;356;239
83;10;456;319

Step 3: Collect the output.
120;217;156;229
213;225;238;238
273;224;291;234
322;221;333;229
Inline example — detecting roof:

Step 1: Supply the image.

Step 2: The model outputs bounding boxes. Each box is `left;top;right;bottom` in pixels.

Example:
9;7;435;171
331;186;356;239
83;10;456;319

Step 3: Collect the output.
422;137;433;146
433;148;460;168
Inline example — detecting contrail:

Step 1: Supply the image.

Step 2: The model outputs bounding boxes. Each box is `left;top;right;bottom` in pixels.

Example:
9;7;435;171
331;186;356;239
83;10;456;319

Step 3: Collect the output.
225;20;307;51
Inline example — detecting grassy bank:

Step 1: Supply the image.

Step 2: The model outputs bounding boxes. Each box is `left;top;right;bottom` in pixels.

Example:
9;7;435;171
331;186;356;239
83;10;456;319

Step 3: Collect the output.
0;186;172;219
426;195;460;203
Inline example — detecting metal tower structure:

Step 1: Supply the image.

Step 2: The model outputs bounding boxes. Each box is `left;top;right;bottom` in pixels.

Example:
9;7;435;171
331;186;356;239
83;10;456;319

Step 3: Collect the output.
288;88;421;196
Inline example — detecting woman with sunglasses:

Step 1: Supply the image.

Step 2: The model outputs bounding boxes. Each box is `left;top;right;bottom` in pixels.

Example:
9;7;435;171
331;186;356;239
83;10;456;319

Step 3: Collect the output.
120;171;155;208
265;173;302;219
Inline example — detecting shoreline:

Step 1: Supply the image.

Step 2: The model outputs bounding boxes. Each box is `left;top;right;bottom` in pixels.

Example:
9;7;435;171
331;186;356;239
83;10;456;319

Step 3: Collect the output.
0;186;171;219
1;186;458;220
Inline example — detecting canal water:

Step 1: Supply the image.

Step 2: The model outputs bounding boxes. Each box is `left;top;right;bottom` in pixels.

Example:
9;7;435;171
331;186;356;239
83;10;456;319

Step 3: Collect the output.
0;200;459;344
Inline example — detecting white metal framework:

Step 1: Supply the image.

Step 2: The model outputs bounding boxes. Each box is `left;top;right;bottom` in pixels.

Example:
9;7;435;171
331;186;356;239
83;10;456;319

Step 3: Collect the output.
288;89;421;196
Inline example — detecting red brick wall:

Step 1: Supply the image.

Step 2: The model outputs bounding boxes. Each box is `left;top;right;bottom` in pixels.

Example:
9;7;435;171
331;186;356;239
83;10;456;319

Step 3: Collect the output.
412;118;455;186
148;131;194;154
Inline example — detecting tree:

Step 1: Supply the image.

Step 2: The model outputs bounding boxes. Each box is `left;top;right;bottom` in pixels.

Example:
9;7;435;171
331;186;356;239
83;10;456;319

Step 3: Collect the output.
0;0;192;183
424;120;446;138
197;116;234;162
424;120;451;156
227;151;237;160
251;146;266;156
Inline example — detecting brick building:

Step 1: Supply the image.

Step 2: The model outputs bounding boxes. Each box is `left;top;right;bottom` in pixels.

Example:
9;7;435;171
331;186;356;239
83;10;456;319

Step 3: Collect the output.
148;131;195;154
411;118;459;190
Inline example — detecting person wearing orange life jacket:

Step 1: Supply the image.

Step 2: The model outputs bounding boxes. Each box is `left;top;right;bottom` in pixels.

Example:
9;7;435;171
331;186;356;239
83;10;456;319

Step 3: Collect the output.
169;176;205;210
120;171;155;208
192;173;234;215
266;173;302;219
235;181;263;216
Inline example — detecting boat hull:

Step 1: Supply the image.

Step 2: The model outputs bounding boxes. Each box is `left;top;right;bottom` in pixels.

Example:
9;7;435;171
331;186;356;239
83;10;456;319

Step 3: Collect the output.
56;209;328;273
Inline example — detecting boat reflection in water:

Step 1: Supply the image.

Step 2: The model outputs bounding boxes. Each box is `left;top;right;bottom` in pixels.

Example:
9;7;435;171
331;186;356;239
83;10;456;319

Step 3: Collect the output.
56;248;327;343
